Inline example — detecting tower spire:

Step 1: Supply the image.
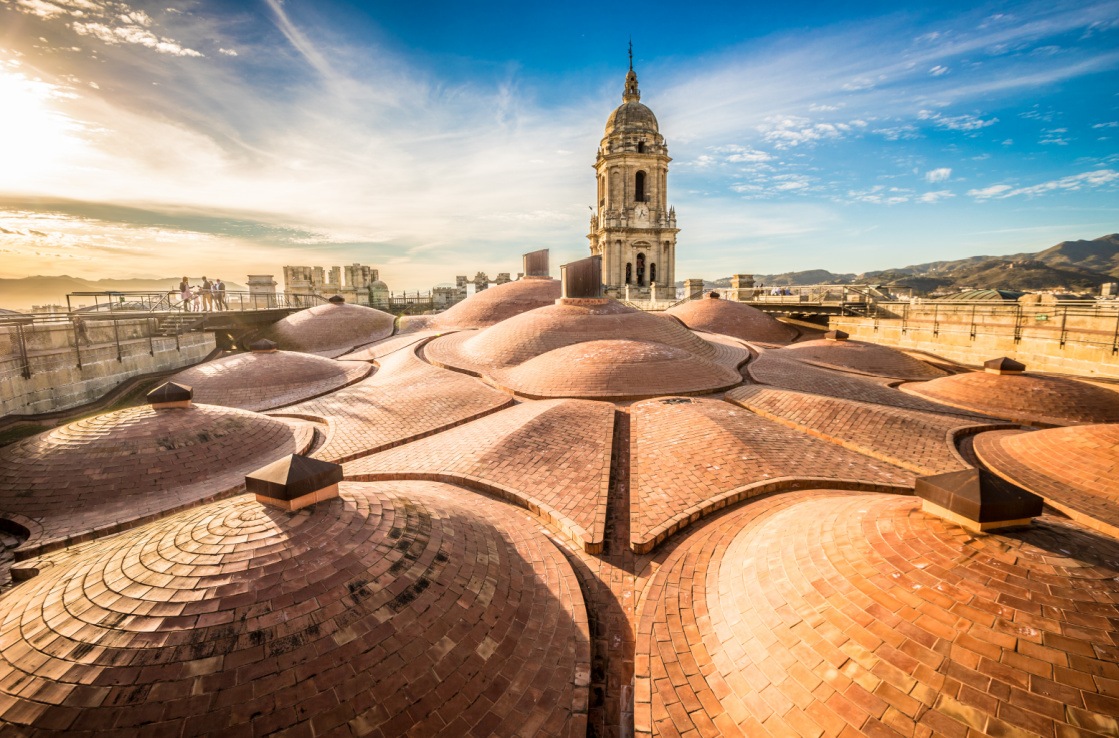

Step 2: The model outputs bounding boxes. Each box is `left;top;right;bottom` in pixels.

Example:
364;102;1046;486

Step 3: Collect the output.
623;39;640;102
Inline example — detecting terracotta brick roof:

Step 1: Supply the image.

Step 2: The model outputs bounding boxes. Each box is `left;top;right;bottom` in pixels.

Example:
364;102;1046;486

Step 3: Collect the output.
431;277;561;329
0;405;313;557
902;370;1119;425
781;338;948;380
260;302;395;357
169;352;371;411
975;424;1119;539
0;481;590;736
666;297;797;344
636;489;1119;737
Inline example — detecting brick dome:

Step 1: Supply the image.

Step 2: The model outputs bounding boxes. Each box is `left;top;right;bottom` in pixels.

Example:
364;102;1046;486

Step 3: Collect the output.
490;339;742;400
975;424;1119;538
902;370;1119;425
638;489;1119;737
0;405;312;555
665;297;796;344
0;481;588;736
260;302;394;357
431;277;561;330
781;338;947;380
169;352;371;411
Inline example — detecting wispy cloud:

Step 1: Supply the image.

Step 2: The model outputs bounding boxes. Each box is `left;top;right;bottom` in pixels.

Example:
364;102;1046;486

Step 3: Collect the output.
924;167;952;183
968;169;1119;199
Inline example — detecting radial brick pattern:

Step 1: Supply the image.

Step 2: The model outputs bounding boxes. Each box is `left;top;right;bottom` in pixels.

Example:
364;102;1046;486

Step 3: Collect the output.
975;424;1119;539
0;481;590;737
636;490;1119;738
780;338;947;380
490;340;743;400
665;297;797;344
431;277;562;329
273;347;513;463
746;350;990;418
426;300;718;373
629;398;913;553
903;370;1119;426
346;399;614;553
728;385;1014;475
259;302;395;357
168;352;371;411
0;405;313;556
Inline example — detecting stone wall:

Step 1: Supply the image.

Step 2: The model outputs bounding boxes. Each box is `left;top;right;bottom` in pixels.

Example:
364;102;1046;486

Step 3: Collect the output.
832;302;1119;379
0;319;215;417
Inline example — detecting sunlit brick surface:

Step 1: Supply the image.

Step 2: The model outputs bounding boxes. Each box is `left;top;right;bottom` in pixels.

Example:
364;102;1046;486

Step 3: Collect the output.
902;370;1119;426
665;296;797;344
746;350;989;417
629;398;913;553
431;277;562;329
490;340;743;400
636;490;1119;738
729;385;1014;475
780;338;948;380
0;406;312;556
346;399;614;552
168;351;371;411
976;424;1119;539
426;300;718;373
259;301;395;357
273;346;513;462
0;481;590;737
340;329;444;362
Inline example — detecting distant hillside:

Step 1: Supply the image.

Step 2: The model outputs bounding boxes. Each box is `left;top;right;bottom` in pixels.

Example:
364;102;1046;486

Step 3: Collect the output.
0;276;248;311
688;233;1118;296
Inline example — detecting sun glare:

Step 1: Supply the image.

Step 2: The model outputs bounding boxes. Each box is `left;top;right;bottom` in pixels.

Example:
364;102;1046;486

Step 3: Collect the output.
0;67;87;188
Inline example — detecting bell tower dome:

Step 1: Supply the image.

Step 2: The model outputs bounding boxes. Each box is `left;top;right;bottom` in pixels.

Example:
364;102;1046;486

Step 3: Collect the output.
588;48;678;298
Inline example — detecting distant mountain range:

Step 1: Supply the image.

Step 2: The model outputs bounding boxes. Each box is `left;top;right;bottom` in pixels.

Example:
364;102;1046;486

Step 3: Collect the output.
0;276;248;311
696;234;1119;296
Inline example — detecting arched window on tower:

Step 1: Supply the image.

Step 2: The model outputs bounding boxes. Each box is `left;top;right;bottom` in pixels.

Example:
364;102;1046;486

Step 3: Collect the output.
636;252;646;286
625;263;632;285
637;141;645;153
650;263;657;284
635;171;646;202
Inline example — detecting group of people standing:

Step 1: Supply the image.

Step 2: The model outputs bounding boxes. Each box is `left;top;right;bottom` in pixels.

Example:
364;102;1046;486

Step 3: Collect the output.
178;276;228;312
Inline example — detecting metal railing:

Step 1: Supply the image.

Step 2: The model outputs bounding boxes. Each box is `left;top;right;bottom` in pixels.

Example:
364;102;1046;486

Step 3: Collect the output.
65;290;329;314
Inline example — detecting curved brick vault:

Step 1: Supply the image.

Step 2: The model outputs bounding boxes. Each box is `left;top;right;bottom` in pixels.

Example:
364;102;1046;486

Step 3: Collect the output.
780;338;948;380
0;405;313;557
258;301;395;357
168;351;371;411
431;277;562;330
665;295;797;345
0;481;590;737
636;490;1119;737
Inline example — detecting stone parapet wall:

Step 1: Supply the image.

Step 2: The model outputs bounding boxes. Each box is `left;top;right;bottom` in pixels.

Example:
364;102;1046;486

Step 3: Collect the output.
832;304;1119;378
0;320;215;416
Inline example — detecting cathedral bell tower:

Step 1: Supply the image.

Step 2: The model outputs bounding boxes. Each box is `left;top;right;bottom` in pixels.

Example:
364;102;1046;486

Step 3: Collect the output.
588;50;678;297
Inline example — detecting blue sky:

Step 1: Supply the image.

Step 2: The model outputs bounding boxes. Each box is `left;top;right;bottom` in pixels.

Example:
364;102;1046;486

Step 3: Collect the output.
0;0;1116;289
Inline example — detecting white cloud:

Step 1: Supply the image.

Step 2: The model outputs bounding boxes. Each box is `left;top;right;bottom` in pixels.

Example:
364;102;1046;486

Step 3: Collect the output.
713;144;772;163
918;190;954;203
924;167;951;183
758;116;866;149
918;109;998;131
219;48;238;57
72;21;202;56
1093;121;1118;128
929;65;949;76
6;0;204;57
968;170;1119;200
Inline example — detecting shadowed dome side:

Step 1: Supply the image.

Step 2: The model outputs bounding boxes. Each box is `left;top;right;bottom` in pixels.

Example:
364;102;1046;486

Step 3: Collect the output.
431;277;561;330
781;338;947;379
638;489;1119;737
975;424;1119;538
168;351;371;411
0;481;589;736
491;339;742;400
666;297;797;344
426;299;718;374
0;404;312;554
260;301;394;357
902;370;1119;425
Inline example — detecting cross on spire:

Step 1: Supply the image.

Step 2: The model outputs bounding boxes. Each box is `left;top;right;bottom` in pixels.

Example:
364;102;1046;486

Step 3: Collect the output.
629;38;633;71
